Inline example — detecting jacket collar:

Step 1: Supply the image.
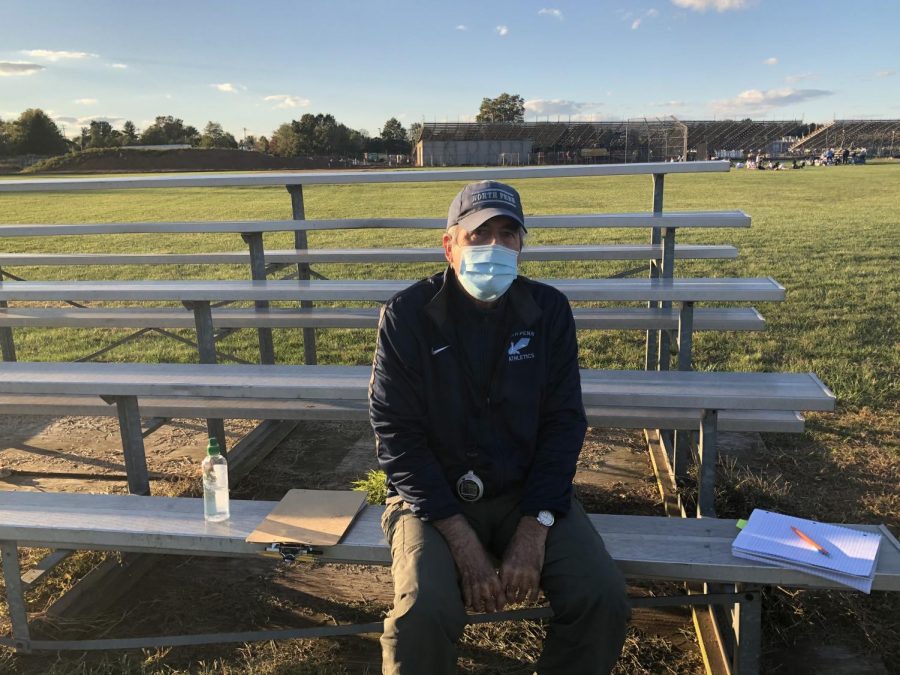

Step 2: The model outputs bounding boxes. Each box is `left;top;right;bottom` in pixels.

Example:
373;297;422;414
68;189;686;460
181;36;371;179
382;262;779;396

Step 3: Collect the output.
423;266;542;332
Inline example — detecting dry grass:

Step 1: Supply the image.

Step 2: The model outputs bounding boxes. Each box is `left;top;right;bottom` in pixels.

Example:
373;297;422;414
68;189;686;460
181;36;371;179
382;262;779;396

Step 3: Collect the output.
1;165;898;671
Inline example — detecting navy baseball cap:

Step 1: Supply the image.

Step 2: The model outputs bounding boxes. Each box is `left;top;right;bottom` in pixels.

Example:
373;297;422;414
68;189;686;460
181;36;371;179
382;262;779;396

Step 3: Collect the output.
447;180;527;233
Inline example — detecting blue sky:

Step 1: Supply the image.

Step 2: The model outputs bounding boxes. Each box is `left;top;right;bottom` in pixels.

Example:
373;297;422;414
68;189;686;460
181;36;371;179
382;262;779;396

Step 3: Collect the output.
1;0;898;140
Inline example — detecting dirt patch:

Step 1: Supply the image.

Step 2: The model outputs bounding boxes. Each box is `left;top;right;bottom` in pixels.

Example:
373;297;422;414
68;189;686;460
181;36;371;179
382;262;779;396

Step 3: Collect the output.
0;415;259;493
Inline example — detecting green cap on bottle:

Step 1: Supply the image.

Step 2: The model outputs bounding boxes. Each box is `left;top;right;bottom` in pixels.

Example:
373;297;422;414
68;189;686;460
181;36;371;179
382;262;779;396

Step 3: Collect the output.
207;437;222;456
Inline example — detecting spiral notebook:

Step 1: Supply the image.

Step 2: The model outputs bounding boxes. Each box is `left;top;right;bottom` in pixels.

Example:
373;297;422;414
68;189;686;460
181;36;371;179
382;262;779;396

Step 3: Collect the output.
732;509;881;593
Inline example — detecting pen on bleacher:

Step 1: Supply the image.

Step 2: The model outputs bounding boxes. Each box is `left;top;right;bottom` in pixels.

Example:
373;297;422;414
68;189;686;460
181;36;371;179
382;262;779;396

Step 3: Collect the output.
791;526;830;556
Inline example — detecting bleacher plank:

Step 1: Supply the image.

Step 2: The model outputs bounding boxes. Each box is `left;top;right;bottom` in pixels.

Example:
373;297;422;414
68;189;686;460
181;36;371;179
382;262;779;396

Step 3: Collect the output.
0;493;895;591
0;161;731;194
0;212;751;238
584;407;805;433
0;244;738;267
0;278;786;303
578;369;834;411
0;394;804;433
0;362;835;411
576;307;765;331
0;306;765;331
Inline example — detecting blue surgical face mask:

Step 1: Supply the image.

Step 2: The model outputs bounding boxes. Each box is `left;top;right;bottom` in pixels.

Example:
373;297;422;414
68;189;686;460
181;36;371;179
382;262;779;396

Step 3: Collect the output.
456;244;519;302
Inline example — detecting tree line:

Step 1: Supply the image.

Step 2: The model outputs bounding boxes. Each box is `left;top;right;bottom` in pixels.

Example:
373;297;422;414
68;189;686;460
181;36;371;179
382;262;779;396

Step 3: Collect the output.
0;93;524;158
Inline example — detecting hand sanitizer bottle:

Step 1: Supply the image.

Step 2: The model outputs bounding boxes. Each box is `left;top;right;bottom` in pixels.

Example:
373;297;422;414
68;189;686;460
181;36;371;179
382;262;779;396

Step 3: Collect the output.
202;436;229;522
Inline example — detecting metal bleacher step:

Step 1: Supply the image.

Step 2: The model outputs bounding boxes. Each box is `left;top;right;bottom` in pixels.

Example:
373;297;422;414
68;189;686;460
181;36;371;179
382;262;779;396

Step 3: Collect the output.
0;243;738;267
0;306;766;331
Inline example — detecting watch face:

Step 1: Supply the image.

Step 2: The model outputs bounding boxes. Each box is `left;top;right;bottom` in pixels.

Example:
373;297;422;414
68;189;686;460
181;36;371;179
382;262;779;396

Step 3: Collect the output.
537;510;555;527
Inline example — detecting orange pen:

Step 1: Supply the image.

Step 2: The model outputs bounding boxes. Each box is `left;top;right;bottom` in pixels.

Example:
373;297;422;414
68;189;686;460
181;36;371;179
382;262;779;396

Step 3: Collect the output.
791;526;830;556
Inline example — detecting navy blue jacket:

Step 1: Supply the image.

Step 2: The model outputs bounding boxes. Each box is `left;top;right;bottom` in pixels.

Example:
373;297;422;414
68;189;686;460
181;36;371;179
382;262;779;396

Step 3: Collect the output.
369;267;587;521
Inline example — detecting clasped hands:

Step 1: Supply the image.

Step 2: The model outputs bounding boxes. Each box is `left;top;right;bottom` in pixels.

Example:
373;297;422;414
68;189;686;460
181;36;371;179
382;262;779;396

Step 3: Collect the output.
434;514;548;613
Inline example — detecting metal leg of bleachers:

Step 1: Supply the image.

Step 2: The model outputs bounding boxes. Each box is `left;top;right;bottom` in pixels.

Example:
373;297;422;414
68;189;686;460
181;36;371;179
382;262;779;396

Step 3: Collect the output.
0;312;15;362
644;175;664;371
671;297;692;482
697;409;718;518
241;232;276;365
646;175;680;483
113;395;151;496
656;224;678;449
0;267;17;362
672;302;695;479
287;185;317;365
657;227;676;372
732;585;763;675
188;300;227;452
677;301;694;371
1;541;31;653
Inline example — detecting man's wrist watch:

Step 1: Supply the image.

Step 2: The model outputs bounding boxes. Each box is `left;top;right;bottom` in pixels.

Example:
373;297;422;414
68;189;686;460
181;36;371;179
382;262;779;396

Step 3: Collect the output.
536;510;555;527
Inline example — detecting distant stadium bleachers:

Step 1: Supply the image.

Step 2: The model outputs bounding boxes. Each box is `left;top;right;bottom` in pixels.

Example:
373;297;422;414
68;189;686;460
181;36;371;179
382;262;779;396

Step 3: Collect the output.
789;119;900;156
682;120;807;155
413;118;899;165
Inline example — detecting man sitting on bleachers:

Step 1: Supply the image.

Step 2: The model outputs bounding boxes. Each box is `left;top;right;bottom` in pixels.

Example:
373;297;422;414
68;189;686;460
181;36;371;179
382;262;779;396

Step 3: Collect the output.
369;180;630;674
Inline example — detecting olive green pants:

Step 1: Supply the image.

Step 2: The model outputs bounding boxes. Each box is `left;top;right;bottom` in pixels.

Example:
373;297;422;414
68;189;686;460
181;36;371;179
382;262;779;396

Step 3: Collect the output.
380;492;630;674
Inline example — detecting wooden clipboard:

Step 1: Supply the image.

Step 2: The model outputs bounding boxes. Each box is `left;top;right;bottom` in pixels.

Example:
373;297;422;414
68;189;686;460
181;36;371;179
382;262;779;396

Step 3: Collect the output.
245;489;367;547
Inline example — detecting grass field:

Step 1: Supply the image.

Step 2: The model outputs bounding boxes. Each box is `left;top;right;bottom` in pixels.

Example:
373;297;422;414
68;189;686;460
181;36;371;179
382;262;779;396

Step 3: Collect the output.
0;163;898;673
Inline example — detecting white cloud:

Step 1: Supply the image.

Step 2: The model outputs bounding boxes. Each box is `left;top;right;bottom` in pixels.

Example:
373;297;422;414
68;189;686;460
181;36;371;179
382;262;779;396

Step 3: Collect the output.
74;98;97;105
763;56;778;65
711;87;833;115
85;116;124;126
538;8;564;19
0;61;44;76
631;9;660;29
22;49;98;61
212;83;240;93
874;69;896;78
49;112;126;136
785;72;816;84
524;98;604;118
111;63;128;69
496;25;509;36
263;94;311;109
671;0;750;12
456;24;468;31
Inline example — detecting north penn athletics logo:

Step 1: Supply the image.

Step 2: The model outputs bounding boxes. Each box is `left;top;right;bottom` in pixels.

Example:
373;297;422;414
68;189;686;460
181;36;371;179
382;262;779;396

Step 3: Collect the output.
471;188;519;209
508;330;535;361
